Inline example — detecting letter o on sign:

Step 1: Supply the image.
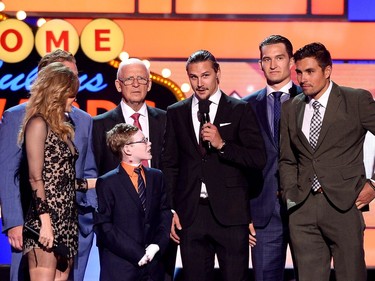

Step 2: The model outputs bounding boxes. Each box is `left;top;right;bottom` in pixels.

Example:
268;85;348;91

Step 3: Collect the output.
0;19;34;63
80;18;124;63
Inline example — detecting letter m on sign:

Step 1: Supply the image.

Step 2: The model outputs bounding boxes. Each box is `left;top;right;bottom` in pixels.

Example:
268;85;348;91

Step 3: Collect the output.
46;31;69;52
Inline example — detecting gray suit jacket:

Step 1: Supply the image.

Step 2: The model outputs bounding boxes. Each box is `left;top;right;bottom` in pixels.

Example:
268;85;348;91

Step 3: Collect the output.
279;82;375;211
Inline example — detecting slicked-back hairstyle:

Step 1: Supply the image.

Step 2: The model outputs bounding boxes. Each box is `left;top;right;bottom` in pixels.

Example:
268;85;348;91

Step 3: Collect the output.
259;35;294;59
186;50;220;73
293;42;332;70
38;49;76;72
106;123;139;159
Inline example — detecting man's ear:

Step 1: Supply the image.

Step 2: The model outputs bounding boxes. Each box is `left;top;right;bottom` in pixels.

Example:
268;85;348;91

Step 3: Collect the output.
122;145;132;156
115;80;122;92
324;65;332;79
147;79;152;92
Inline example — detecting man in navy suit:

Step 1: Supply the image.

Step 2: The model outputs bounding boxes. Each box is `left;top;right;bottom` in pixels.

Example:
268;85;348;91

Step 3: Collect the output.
243;35;301;281
94;123;172;281
162;50;266;281
0;49;97;281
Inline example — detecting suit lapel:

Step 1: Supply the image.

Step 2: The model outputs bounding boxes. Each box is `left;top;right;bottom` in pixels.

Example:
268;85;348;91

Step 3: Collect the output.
144;167;153;217
147;106;162;166
213;92;231;127
69;107;79;128
111;104;126;123
184;97;201;154
69;107;80;144
255;90;276;148
295;94;312;151
314;83;342;151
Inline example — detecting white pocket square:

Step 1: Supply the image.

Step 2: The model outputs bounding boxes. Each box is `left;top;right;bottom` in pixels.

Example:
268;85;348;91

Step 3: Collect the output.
220;122;231;127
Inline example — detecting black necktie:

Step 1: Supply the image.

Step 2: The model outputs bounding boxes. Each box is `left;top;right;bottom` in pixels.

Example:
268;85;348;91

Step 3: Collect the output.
273;92;282;148
134;167;146;211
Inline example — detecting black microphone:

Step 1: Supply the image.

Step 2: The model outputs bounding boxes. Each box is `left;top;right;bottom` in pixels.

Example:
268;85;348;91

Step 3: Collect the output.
24;224;69;257
198;99;211;149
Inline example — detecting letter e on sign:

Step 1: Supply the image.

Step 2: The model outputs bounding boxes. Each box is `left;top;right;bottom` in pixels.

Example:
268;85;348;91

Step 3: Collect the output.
0;19;34;63
35;19;79;57
80;18;124;63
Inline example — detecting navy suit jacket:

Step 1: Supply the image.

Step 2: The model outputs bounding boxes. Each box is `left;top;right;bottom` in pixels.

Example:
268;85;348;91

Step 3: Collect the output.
243;84;301;227
0;103;97;236
94;166;172;281
93;104;166;176
162;93;266;228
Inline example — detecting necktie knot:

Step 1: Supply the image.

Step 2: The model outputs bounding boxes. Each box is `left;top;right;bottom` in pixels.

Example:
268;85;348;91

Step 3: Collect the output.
312;101;321;111
272;91;283;100
134;166;142;175
131;113;141;122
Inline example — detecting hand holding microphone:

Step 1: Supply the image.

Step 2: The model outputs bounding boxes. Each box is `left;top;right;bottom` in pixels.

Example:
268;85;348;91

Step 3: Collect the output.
198;99;224;150
198;99;212;149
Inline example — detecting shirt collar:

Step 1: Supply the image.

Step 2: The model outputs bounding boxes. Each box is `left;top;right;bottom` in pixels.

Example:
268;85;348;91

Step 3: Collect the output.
266;80;293;96
121;161;141;176
192;88;222;107
120;100;148;119
308;80;333;109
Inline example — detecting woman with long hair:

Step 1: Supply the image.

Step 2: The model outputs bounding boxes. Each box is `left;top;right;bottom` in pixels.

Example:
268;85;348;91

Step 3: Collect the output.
18;62;95;281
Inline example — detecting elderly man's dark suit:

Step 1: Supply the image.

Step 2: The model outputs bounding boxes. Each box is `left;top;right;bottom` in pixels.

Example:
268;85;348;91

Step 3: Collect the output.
94;166;172;281
93;104;166;175
279;82;375;281
243;84;300;280
162;92;266;280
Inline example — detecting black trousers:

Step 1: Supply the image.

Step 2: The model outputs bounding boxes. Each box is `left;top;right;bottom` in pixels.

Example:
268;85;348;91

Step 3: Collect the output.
179;200;249;281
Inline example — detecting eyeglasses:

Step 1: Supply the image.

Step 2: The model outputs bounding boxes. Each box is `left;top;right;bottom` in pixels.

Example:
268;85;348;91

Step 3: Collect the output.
126;137;148;145
118;76;149;86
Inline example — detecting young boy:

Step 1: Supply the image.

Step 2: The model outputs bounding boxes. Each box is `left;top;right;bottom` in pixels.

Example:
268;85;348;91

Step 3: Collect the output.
94;123;172;281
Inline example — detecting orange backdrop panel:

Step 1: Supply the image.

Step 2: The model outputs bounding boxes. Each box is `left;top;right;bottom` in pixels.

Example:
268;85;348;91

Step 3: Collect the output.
175;0;307;14
312;0;345;15
2;0;135;13
66;19;375;60
139;0;172;13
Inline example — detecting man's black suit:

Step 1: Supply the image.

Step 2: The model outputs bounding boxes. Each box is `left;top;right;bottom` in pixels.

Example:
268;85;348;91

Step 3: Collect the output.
162;93;266;280
93;104;166;175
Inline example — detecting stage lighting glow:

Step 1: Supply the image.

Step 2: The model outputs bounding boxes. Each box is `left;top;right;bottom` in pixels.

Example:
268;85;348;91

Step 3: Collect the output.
161;68;171;78
16;10;27;20
181;83;190;93
36;18;46;27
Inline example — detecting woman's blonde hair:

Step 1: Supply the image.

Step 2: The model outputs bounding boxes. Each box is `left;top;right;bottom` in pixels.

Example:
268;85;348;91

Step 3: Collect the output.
18;62;80;144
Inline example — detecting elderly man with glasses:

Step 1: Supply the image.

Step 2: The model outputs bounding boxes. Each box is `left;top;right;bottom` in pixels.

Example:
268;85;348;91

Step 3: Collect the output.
93;58;166;176
92;58;175;279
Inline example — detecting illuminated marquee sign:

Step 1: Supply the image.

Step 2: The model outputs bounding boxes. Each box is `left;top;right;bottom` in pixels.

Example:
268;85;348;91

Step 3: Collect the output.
0;18;124;63
0;60;107;92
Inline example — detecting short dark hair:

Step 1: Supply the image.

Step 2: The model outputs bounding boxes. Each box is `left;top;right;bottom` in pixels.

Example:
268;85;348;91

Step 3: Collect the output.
293;42;332;70
38;49;76;72
106;123;139;159
186;50;220;73
259;35;293;59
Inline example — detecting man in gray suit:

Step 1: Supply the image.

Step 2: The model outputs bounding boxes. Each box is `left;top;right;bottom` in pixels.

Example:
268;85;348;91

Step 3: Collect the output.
279;42;375;281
